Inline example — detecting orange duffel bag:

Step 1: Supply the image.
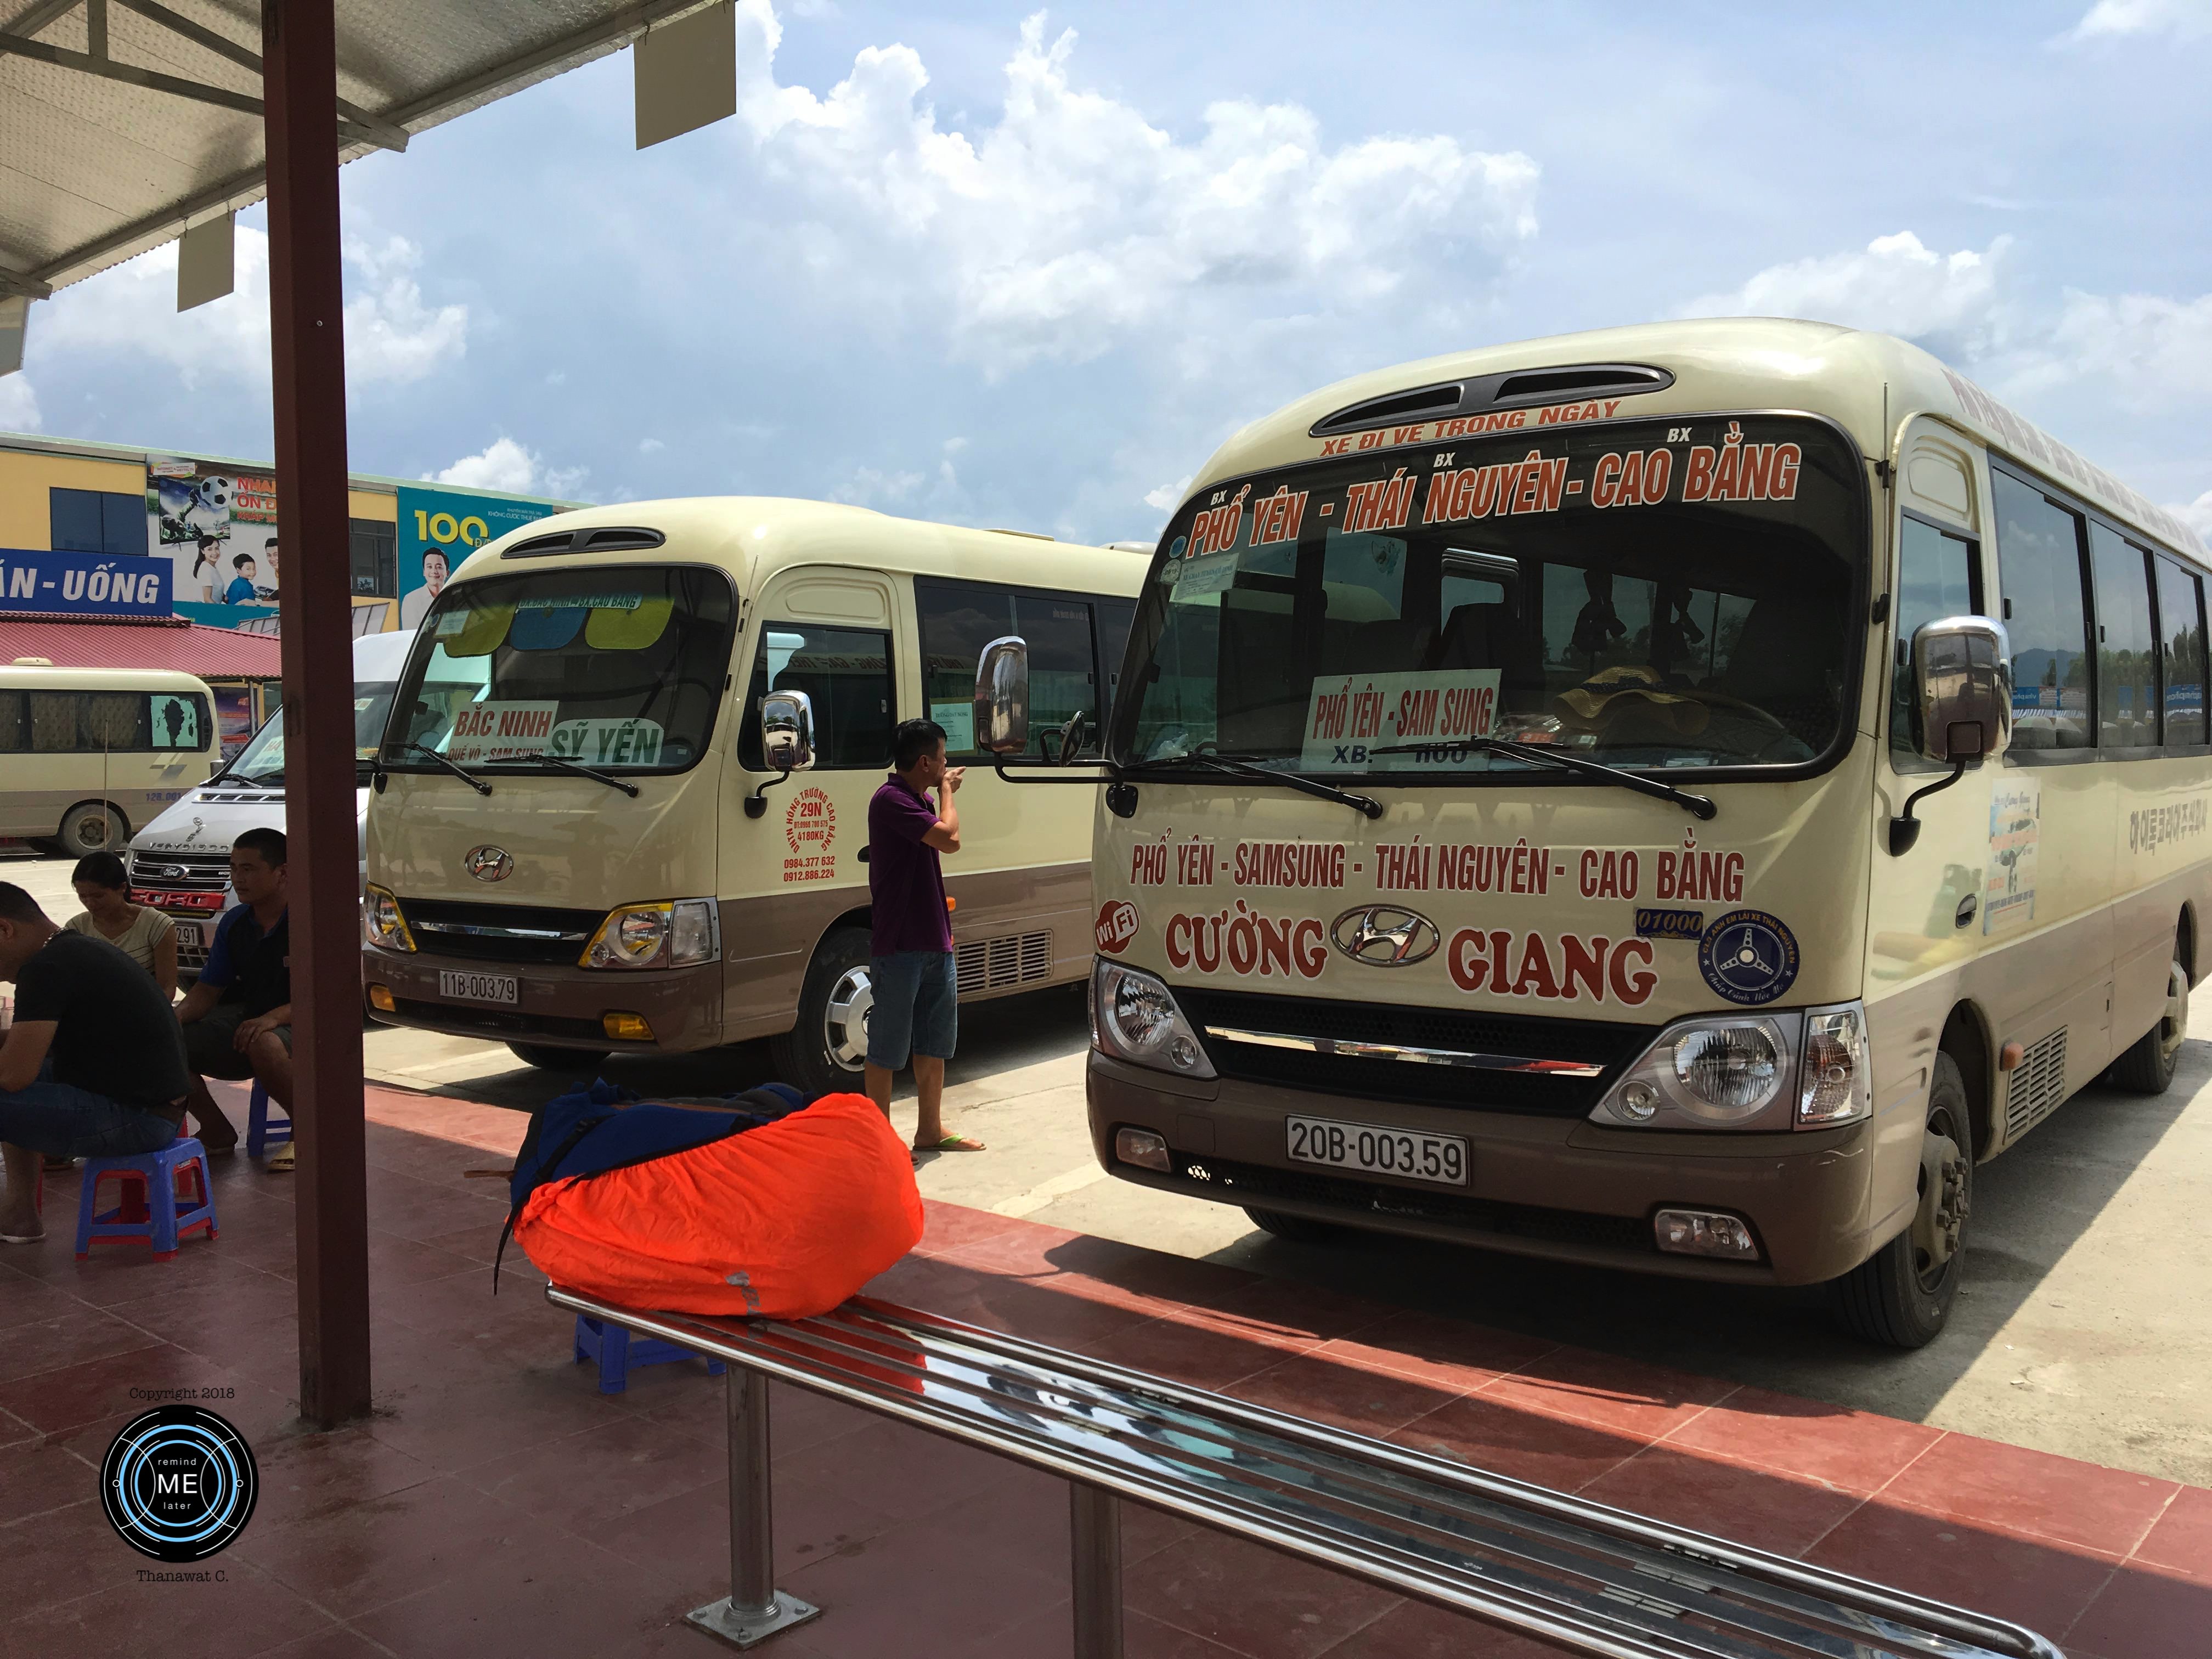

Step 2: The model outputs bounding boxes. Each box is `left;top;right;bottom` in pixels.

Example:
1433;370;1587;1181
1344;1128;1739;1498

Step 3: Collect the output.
506;1085;924;1320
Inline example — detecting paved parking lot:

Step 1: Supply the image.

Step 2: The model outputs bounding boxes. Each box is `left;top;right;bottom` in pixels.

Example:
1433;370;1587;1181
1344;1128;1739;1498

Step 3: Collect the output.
10;847;2206;1485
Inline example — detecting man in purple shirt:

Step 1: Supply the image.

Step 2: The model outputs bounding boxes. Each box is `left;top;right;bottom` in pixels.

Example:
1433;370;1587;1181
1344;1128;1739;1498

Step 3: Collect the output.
865;718;984;1153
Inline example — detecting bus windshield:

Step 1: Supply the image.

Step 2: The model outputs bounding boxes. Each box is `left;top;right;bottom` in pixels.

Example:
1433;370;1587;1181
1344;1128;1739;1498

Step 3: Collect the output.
1114;416;1864;777
222;679;413;783
380;566;736;773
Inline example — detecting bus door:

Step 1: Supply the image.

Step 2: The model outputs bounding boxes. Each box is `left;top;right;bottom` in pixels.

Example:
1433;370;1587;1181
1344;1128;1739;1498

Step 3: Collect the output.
721;569;905;1031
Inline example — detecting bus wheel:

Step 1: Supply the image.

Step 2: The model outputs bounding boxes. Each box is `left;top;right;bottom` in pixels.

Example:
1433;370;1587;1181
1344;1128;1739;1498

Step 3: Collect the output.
771;926;872;1101
1244;1206;1344;1244
1832;1053;1972;1348
507;1042;610;1071
56;802;125;858
2108;952;2188;1094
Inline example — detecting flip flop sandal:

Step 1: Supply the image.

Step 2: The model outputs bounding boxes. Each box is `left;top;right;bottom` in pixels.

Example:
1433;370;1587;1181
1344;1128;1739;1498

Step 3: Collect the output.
913;1133;986;1152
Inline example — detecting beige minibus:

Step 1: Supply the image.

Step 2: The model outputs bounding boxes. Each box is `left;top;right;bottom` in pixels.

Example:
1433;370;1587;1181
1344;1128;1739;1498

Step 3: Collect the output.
359;498;1144;1097
0;664;221;856
987;318;2211;1347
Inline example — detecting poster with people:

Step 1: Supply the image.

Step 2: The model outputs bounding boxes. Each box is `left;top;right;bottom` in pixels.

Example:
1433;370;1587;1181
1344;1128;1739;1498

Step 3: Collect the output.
148;455;281;622
397;486;562;631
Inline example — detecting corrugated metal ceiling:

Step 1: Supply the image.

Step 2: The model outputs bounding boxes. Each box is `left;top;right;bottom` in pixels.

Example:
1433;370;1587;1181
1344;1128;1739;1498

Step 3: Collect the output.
0;0;715;297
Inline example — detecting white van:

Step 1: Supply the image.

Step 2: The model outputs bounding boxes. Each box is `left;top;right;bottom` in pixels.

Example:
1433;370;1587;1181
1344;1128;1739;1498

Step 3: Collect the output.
0;664;222;857
123;631;414;975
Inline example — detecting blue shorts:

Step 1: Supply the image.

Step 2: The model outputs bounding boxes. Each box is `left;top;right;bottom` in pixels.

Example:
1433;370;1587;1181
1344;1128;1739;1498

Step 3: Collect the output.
0;1071;179;1161
866;951;957;1070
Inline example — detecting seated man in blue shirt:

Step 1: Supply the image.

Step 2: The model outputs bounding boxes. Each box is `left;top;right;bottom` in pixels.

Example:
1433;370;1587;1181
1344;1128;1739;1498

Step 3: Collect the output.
176;828;295;1169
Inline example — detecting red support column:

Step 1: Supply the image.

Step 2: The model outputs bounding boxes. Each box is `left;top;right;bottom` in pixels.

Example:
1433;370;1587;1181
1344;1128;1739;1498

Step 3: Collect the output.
262;0;371;1428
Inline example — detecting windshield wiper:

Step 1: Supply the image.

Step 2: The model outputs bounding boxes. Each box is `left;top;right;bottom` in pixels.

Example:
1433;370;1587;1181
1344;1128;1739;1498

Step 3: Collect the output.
481;755;641;798
1364;737;1717;820
404;743;493;797
1135;752;1384;820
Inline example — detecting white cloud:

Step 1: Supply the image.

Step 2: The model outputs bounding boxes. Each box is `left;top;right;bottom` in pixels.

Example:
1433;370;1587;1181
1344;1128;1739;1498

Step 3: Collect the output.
2173;489;2212;545
1681;231;2006;343
725;4;1538;374
0;374;40;431
2062;0;2211;42
1144;473;1192;512
429;436;587;500
828;465;926;507
30;228;465;390
639;437;665;453
2022;290;2212;407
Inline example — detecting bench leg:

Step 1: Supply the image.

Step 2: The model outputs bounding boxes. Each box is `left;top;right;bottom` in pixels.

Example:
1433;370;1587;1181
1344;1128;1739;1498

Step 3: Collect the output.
1070;1482;1124;1659
685;1367;820;1650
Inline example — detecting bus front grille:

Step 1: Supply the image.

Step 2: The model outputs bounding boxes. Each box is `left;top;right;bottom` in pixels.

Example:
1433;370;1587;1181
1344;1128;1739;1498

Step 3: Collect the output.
402;899;604;966
1174;988;1649;1116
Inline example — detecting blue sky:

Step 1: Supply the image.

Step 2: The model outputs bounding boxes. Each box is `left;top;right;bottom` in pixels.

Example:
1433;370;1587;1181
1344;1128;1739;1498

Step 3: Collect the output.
5;0;2208;544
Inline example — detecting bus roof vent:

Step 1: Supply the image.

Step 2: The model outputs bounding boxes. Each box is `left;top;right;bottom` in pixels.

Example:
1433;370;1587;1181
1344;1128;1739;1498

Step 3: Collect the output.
1308;362;1673;437
1310;382;1463;437
1489;363;1673;408
500;526;667;560
579;527;667;552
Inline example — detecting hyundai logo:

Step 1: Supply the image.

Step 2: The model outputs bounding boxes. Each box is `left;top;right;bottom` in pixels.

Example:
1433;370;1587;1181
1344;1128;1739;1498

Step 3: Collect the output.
463;845;514;883
1329;904;1441;967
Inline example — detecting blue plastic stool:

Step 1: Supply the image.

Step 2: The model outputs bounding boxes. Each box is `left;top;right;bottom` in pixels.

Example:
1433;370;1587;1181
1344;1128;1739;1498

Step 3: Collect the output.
75;1138;218;1260
246;1082;291;1158
573;1314;725;1394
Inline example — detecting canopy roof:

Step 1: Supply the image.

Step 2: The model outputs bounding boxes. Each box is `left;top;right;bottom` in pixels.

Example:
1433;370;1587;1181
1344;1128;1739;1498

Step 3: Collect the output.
1;0;713;299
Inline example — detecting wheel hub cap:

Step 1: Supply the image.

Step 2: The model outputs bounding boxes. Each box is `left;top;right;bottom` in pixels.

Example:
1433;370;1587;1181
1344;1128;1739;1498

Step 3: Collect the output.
2161;962;2190;1062
824;967;873;1069
1912;1128;1968;1274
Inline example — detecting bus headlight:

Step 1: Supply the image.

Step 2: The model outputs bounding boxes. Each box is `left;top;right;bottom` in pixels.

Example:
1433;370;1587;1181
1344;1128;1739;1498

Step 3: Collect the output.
1589;1002;1871;1132
1091;958;1215;1079
582;899;719;969
364;884;414;952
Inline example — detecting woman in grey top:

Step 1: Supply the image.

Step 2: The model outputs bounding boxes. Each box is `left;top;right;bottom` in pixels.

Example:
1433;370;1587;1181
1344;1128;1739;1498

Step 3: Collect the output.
64;852;177;1003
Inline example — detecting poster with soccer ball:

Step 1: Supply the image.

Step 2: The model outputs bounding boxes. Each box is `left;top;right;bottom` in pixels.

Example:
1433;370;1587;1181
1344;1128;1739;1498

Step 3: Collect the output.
147;455;281;613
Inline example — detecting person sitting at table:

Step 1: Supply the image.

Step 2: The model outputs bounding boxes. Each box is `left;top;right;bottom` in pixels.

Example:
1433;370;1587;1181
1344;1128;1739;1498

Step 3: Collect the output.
0;884;190;1244
64;852;178;1003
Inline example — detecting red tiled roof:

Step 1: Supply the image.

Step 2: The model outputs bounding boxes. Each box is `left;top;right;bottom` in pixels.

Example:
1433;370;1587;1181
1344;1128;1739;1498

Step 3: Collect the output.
0;614;283;679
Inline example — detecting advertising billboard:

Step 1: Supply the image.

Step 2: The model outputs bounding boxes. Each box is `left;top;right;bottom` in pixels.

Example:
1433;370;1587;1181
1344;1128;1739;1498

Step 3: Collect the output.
0;544;171;617
148;455;280;626
397;486;561;631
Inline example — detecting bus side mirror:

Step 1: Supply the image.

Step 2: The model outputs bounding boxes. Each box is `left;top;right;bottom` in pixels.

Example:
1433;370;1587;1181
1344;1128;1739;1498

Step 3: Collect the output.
1912;616;2012;765
1890;616;2011;856
974;636;1029;757
745;689;814;819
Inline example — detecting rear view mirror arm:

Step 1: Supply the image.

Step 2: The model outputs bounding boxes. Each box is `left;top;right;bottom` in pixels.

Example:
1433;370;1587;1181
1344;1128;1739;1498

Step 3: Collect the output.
1886;759;1968;857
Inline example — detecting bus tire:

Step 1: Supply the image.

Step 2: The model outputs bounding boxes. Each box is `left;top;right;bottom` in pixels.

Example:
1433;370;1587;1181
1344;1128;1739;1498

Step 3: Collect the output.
771;926;873;1101
1831;1053;1972;1349
507;1042;610;1071
1244;1206;1344;1244
55;801;125;859
2108;952;2188;1094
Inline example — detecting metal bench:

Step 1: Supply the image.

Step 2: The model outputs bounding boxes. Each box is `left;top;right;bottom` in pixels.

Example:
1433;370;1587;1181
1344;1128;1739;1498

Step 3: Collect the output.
545;1286;2066;1659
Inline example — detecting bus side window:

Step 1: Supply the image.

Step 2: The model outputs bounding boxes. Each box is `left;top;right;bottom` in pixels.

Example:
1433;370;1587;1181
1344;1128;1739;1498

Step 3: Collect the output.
1993;472;2093;752
739;623;895;770
0;691;23;752
2089;523;2159;750
2155;555;2207;748
1892;516;1981;761
1093;600;1136;725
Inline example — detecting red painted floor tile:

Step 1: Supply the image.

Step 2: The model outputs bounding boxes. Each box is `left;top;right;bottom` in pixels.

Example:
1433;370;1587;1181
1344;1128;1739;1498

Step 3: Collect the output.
1198;1275;1396;1347
1657;1382;1944;1496
0;1496;148;1612
1309;1595;1567;1658
1389;1393;1643;1494
1122;1498;1204;1567
913;1200;1032;1258
980;1601;1274;1659
1125;1525;1401;1659
363;1363;640;1475
1805;1501;2118;1641
101;1265;303;1350
772;1415;1022;1524
239;1628;394;1659
0;1434;100;1526
1475;1344;1732;1442
5;1557;337;1659
6;1231;244;1306
1875;1433;2178;1559
1074;1310;1302;1392
250;1424;439;1533
1225;1350;1470;1438
0;1345;291;1439
342;1534;699;1659
1025;1231;1261;1311
0;1269;94;1331
459;1413;722;1531
1574;1444;1865;1556
593;1446;901;1583
775;1509;1074;1658
641;1374;875;1461
2130;1486;2212;1584
2065;1560;2212;1659
1312;1308;1557;1395
0;1308;167;1386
